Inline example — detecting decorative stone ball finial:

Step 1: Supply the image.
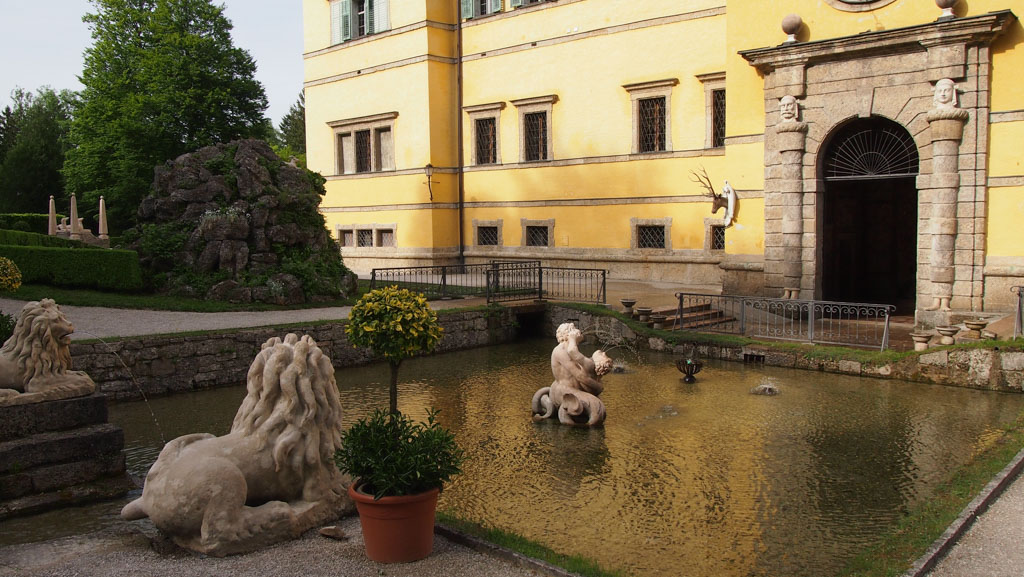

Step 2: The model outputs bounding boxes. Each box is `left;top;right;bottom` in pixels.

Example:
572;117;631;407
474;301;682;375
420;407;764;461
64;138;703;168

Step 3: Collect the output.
781;14;802;43
779;95;799;123
935;0;957;19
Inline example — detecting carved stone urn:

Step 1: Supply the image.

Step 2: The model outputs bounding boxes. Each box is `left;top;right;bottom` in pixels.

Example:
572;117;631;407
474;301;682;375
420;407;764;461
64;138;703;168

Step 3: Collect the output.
620;298;637;316
935;326;959;345
963;319;988;339
650;314;667;330
635;307;652;322
909;331;932;352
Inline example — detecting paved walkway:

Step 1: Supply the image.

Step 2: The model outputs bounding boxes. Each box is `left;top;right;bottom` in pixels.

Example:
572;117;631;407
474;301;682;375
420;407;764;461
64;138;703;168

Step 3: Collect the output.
1;284;1022;576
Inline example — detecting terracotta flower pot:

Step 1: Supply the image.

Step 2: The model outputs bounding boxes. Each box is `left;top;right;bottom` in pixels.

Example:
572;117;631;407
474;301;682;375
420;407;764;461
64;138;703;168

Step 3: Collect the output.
349;482;440;563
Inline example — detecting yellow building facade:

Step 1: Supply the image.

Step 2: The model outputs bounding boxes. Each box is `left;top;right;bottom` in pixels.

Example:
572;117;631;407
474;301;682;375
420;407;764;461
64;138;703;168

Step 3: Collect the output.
303;0;1022;322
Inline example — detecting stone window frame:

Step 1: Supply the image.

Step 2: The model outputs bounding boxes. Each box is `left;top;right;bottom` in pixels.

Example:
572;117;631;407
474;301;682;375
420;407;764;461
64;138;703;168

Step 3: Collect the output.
464;102;505;166
630;217;673;250
521;218;554;247
623;79;678;155
697;72;726;149
472;218;503;247
511;95;557;163
702;217;727;252
336;223;398;250
327;111;398;176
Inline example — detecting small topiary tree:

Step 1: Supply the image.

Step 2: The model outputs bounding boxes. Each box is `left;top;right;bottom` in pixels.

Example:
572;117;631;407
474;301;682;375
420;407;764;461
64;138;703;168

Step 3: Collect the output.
346;286;443;415
0;257;21;342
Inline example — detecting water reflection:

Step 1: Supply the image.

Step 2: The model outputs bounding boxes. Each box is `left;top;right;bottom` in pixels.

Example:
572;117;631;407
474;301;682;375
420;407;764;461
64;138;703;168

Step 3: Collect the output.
2;338;1022;577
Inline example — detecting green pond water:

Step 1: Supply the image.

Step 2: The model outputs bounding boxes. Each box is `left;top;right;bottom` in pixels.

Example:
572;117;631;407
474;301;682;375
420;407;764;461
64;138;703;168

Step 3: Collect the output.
3;338;1024;577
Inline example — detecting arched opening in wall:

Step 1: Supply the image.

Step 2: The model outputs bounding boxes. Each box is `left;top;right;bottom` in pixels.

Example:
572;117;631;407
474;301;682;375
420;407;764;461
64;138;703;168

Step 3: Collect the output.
820;117;919;313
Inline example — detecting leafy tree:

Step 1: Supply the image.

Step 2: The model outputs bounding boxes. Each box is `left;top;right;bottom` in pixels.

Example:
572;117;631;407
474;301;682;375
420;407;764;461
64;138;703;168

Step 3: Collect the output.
64;0;269;232
346;287;444;415
0;88;73;214
278;91;305;154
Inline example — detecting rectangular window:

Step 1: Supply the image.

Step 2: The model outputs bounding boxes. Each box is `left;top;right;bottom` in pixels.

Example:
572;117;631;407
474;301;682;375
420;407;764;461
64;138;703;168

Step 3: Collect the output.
374;128;393;171
711;225;726;251
475;118;497;165
462;0;502;18
477;226;499;246
638;97;666;153
355;130;372;173
526;225;548;247
341;230;354;247
331;0;390;44
637;225;666;249
524;112;548;162
377;229;395;247
357;229;373;247
712;89;726;148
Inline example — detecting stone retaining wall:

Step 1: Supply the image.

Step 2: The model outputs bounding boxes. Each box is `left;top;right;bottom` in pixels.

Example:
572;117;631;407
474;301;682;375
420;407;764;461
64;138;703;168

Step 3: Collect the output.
547;306;1024;392
70;308;518;401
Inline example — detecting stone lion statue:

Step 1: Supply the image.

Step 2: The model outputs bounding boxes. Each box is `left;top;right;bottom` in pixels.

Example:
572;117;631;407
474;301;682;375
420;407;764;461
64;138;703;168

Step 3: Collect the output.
121;333;353;556
0;299;96;407
532;322;611;427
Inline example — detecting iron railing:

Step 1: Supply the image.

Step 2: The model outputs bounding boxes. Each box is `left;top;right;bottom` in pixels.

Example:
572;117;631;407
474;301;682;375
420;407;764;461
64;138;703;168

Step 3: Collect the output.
1013;286;1023;340
675;293;896;350
486;265;606;304
370;261;540;299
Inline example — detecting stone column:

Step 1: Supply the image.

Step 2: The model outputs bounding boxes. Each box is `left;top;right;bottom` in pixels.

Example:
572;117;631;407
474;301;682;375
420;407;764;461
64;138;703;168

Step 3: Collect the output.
923;80;969;312
775;109;808;299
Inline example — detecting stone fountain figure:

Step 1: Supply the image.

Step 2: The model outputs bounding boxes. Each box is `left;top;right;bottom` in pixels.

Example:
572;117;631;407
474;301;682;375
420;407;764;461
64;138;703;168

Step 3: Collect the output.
0;299;96;406
121;334;352;556
532;322;612;427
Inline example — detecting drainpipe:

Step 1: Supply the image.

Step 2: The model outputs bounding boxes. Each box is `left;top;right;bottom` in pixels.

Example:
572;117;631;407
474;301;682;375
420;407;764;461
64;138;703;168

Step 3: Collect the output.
456;0;465;265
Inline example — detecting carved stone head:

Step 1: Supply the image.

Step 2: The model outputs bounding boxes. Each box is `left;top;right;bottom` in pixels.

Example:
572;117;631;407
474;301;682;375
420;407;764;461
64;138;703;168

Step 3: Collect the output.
933;78;958;109
779;95;798;122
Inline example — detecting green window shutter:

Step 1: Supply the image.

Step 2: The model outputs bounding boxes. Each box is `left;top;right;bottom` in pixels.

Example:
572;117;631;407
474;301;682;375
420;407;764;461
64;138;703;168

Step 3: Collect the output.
372;0;389;33
461;0;473;18
341;0;352;41
511;0;523;7
330;0;344;44
489;0;502;14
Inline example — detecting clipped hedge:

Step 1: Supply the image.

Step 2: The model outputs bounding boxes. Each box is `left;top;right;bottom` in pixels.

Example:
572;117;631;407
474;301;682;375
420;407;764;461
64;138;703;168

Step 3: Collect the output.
0;245;143;291
0;213;64;234
0;229;97;249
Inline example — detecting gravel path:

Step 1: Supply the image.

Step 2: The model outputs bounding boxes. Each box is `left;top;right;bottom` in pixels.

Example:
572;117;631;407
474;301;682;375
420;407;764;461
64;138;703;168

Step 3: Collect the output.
0;516;545;577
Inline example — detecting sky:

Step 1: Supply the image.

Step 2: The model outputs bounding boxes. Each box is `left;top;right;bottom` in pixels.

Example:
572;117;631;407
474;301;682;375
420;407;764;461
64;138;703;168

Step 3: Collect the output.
0;0;305;126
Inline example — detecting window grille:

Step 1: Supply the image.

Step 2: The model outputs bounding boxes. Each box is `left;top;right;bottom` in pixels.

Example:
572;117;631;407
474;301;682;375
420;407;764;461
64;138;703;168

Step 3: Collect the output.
525;112;548;161
357;229;373;247
478;0;488;14
341;230;354;247
711;89;726;148
637;225;666;249
638;97;666;153
355;130;371;173
478;226;499;246
377;229;395;247
526;225;548;247
710;225;726;250
475;118;496;164
355;0;367;36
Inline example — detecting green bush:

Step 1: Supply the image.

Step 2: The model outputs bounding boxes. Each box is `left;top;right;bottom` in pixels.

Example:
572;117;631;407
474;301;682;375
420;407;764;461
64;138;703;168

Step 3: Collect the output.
0;229;97;249
0;257;22;292
0;245;143;291
0;214;64;234
0;312;14;344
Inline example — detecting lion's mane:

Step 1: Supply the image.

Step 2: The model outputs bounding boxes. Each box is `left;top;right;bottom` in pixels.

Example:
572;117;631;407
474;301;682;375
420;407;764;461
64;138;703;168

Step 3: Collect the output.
231;333;344;477
0;299;74;389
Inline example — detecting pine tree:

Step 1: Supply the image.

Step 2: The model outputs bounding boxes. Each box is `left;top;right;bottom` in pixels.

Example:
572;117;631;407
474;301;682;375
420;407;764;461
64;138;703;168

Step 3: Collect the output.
278;91;305;154
0;88;72;214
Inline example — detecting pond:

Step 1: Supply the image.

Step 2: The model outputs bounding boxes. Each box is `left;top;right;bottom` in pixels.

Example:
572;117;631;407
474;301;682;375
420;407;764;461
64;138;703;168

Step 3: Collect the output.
3;338;1023;577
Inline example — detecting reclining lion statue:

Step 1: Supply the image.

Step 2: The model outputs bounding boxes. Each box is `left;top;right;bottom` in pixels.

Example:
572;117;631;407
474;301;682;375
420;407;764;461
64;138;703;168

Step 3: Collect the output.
121;333;352;556
0;299;96;407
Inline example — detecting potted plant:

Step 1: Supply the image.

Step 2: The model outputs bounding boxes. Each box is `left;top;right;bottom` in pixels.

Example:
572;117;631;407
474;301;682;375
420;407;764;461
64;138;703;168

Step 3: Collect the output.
339;286;464;563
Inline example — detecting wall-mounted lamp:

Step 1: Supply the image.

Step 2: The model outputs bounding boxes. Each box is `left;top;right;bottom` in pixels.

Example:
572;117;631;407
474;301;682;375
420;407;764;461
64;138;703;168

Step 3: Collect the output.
424;163;438;200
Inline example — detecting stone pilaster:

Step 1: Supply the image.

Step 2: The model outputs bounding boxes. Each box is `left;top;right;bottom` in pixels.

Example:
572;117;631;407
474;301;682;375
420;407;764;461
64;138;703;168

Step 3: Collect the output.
923;108;969;312
774;121;808;299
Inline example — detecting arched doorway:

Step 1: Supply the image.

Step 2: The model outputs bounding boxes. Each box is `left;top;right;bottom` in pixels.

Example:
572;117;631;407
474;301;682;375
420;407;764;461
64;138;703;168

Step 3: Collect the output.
820;117;919;313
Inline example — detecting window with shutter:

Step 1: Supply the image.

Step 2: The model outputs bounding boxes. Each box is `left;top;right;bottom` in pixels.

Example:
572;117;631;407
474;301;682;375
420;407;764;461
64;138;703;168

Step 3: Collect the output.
332;0;389;43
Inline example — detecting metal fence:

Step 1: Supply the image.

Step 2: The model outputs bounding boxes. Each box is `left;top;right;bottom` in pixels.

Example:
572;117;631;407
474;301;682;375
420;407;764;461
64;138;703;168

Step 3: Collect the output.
1013;286;1023;340
370;261;605;305
486;265;606;304
674;293;896;350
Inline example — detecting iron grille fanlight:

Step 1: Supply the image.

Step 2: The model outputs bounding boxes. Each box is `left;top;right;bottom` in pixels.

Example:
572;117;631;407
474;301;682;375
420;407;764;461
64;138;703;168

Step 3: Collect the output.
824;123;919;181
